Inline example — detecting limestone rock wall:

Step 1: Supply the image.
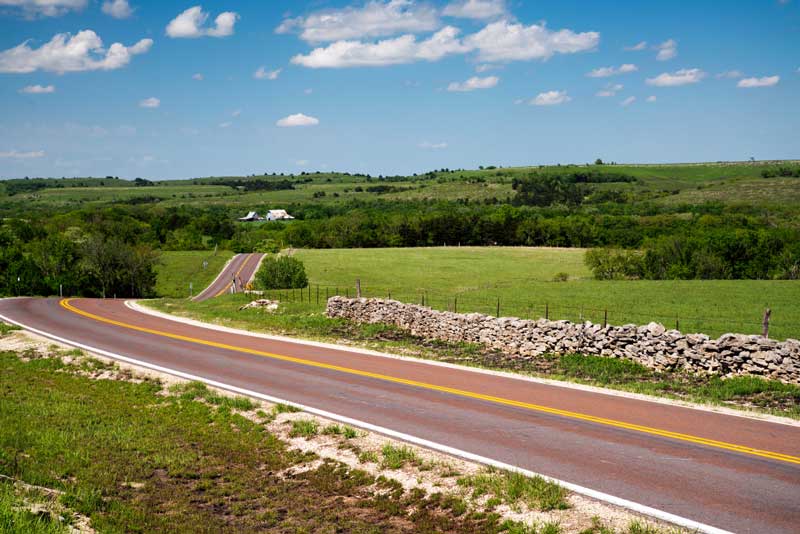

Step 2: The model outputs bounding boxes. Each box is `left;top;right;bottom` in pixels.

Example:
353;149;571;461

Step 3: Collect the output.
326;297;800;384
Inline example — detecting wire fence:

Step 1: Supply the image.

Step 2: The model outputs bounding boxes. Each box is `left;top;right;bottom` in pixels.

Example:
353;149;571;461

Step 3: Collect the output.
239;281;792;341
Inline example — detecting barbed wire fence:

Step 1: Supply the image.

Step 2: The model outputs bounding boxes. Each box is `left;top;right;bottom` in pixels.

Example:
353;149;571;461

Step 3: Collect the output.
241;280;789;340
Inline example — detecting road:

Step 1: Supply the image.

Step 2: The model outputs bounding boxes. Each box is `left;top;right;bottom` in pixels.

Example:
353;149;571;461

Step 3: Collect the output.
1;297;798;533
192;253;263;301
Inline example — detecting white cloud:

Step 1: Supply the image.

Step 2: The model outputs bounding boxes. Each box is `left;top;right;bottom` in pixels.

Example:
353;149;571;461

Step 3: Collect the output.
475;63;499;73
531;90;571;106
19;84;55;93
0;30;152;74
716;70;743;79
277;0;439;43
218;121;232;128
646;68;705;87
586;63;637;77
292;20;599;68
620;96;636;107
295;159;309;166
254;66;281;80
291;26;468;68
0;0;85;18
192;72;203;80
276;113;319;127
655;38;677;61
419;141;448;149
139;96;159;108
595;83;623;97
304;88;313;94
443;0;506;20
624;41;646;51
0;149;45;158
231;109;241;117
646;95;657;102
101;0;132;19
737;75;779;88
166;6;239;38
447;75;498;92
465;20;599;62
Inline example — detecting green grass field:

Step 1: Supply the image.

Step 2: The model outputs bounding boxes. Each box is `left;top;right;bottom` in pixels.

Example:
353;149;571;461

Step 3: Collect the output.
292;247;800;339
154;250;234;298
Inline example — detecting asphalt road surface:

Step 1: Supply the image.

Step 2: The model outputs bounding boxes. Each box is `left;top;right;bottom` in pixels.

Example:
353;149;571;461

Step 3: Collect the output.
192;253;264;301
1;297;798;533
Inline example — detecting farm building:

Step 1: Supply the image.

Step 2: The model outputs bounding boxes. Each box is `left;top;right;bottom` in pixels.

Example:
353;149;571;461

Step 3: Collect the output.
238;211;262;221
266;209;295;221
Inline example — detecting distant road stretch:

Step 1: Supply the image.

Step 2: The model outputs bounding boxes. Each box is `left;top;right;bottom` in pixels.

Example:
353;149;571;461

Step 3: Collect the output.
192;253;264;301
0;296;798;533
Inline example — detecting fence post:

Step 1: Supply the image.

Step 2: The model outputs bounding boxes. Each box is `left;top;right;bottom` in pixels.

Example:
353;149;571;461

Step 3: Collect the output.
454;296;458;314
676;317;680;331
545;302;549;320
356;279;362;298
388;290;392;299
326;287;329;301
496;297;500;318
762;308;771;338
603;309;608;328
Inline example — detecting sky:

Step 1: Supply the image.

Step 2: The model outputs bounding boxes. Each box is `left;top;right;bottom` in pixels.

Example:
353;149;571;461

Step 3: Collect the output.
0;0;798;180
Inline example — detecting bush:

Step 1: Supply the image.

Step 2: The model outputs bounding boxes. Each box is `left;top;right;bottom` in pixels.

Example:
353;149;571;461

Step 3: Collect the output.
584;248;644;280
254;255;308;289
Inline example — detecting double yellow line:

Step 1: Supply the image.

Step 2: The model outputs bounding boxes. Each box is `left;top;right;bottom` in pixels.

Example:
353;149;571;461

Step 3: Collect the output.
214;254;255;297
60;298;800;465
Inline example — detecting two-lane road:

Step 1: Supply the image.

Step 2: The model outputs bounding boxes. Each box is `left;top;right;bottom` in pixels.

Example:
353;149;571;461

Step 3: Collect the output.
1;297;798;533
192;253;263;301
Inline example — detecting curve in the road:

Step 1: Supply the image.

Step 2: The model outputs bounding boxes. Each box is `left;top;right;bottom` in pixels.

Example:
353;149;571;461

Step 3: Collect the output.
192;253;264;301
1;297;798;534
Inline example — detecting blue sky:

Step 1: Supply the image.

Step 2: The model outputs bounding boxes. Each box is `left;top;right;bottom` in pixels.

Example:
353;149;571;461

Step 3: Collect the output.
0;0;798;180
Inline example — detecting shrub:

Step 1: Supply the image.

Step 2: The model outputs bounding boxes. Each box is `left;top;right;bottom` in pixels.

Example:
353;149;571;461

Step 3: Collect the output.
584;248;644;280
254;255;308;289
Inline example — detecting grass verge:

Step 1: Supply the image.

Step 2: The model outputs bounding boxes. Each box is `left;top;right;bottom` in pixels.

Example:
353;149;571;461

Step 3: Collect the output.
154;250;235;298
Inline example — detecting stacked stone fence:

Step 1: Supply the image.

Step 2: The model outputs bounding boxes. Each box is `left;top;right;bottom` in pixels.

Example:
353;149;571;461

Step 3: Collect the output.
325;297;800;384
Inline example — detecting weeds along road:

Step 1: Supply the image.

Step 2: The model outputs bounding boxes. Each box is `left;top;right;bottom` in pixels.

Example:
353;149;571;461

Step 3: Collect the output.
191;253;264;301
1;297;799;534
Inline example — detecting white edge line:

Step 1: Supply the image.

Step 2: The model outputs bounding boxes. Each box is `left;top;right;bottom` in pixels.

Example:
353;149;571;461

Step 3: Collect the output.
192;253;239;301
0;309;732;534
127;300;799;428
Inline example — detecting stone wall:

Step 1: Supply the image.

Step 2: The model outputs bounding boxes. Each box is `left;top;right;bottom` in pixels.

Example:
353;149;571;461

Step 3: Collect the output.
326;297;800;384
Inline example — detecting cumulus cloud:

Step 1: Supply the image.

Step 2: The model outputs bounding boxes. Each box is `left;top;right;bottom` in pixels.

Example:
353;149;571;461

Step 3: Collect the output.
419;141;448;149
447;75;498;92
276;0;439;43
443;0;506;20
139;96;159;108
19;84;55;93
291;26;468;68
595;83;623;97
737;75;779;88
0;30;152;74
586;63;637;77
218;121;231;128
646;68;705;87
276;113;319;127
475;63;500;73
620;96;636;107
254;66;281;80
0;149;45;158
465;20;599;62
0;0;85;18
231;109;241;117
655;38;677;61
192;72;203;80
531;90;571;106
292;20;599;68
624;41;647;51
101;0;132;19
166;6;239;38
646;95;657;102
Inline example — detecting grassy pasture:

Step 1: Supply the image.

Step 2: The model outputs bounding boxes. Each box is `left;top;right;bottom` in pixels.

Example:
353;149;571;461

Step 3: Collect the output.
154;250;234;298
292;247;800;339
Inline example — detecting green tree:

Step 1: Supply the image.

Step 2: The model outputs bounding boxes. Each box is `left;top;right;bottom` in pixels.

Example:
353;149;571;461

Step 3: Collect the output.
254;256;308;289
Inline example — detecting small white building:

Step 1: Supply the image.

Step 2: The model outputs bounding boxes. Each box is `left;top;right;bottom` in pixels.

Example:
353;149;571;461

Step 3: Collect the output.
266;209;294;221
238;211;262;221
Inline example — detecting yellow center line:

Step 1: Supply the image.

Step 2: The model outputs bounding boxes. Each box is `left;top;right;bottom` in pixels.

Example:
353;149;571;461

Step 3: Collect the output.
214;254;253;297
60;298;800;465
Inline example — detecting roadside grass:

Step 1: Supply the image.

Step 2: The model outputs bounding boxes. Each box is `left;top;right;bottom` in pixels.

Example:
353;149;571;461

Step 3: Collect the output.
154;250;235;298
169;381;257;411
290;419;319;438
381;444;422;470
0;322;20;337
292;247;800;340
0;350;538;533
143;297;800;419
0;480;68;533
457;468;569;512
